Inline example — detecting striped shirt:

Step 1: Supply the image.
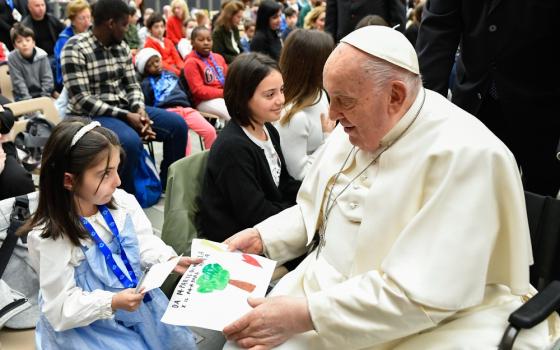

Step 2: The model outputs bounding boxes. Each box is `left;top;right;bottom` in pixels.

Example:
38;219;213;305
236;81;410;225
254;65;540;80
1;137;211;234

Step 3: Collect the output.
61;31;144;119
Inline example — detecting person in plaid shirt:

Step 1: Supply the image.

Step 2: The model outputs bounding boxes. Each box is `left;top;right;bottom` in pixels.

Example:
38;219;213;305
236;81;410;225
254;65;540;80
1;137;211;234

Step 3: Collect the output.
61;0;188;195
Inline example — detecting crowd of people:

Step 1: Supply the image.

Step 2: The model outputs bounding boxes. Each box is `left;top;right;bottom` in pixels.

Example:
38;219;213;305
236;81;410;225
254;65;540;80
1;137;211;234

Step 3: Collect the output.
0;0;559;349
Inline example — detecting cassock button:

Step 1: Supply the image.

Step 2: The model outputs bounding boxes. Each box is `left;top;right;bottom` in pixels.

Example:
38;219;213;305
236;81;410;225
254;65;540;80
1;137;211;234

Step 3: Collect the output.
353;183;359;190
350;202;358;209
488;24;497;32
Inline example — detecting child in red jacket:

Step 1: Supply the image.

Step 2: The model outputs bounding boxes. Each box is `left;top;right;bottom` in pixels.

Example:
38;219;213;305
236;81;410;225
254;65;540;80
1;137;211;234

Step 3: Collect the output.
184;26;231;122
143;12;184;76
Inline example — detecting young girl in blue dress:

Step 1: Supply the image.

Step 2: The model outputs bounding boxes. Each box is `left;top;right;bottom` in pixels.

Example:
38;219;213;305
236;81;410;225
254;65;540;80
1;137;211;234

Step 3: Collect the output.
22;118;199;349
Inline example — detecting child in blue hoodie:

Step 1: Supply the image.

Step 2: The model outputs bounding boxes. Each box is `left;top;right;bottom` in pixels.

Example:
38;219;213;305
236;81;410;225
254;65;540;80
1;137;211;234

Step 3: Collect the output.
135;48;216;155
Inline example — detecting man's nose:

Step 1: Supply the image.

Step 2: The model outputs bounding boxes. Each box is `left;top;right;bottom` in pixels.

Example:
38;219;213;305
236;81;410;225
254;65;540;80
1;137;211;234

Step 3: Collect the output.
328;105;342;121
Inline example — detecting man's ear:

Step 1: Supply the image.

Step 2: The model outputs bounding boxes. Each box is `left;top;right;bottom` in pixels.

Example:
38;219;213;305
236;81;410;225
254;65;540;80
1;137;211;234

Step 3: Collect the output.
106;18;114;31
388;80;407;115
63;172;75;191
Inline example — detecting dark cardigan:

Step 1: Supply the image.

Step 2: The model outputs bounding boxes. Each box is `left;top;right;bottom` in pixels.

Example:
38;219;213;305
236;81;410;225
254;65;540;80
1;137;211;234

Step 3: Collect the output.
197;121;301;242
250;29;282;61
212;25;243;64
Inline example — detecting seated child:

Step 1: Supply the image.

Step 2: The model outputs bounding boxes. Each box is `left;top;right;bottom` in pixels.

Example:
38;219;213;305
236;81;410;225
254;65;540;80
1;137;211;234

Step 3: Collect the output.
143;12;184;76
240;20;255;52
136;48;216;155
282;7;298;40
184;26;231;122
7;23;55;101
177;18;197;59
124;5;141;56
194;9;211;29
23;118;199;349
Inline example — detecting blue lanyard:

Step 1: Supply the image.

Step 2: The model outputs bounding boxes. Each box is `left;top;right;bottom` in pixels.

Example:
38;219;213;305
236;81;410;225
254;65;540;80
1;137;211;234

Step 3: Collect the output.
6;0;14;11
80;205;138;289
196;52;225;86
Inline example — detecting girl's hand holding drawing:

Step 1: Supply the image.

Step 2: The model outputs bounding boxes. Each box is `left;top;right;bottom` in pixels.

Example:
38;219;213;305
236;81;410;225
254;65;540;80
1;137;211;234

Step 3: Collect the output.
111;289;145;312
173;256;204;275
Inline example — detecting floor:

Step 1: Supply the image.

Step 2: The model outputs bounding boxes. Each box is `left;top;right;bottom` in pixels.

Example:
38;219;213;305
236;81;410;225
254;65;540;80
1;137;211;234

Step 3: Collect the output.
0;131;226;349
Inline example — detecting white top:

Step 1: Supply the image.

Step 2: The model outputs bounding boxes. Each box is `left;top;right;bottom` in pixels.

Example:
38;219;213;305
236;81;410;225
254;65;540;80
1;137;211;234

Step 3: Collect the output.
230;29;240;54
251;89;541;348
274;90;330;180
177;38;192;59
242;126;282;186
27;189;177;332
138;26;148;49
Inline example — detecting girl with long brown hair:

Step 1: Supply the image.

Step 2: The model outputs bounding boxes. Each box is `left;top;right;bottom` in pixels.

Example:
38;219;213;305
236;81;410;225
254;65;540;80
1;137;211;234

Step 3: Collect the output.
276;29;334;180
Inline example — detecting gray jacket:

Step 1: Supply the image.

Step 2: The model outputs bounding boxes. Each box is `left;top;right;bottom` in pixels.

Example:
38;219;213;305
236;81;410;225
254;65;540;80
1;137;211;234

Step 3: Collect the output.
7;47;53;101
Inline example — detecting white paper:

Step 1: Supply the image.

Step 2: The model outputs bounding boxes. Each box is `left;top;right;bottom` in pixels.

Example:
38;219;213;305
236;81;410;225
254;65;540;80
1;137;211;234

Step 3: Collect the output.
161;249;276;331
190;238;229;257
138;255;181;292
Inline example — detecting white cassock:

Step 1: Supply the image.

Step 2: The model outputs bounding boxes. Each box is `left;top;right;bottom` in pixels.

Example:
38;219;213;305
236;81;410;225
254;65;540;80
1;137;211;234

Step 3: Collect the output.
224;89;559;349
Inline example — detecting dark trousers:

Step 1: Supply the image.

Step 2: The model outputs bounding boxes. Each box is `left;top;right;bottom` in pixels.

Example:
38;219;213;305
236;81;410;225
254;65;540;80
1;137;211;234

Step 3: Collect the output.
477;97;560;196
95;106;188;195
0;143;35;201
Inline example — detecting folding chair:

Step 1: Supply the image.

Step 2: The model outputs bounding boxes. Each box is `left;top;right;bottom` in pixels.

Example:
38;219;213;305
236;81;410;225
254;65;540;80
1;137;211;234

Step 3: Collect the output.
4;96;61;138
0;64;13;101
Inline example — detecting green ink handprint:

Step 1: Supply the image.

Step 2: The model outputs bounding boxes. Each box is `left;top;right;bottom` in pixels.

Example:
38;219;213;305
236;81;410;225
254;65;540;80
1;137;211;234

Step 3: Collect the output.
196;263;256;293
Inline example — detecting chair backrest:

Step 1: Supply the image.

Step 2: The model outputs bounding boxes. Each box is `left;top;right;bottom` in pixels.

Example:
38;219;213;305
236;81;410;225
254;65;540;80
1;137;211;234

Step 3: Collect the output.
178;67;195;107
0;64;14;101
161;150;209;256
525;191;560;290
4;97;61;145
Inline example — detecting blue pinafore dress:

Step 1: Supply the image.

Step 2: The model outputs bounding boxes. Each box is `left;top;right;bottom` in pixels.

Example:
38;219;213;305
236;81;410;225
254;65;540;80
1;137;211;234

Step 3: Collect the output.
35;213;196;350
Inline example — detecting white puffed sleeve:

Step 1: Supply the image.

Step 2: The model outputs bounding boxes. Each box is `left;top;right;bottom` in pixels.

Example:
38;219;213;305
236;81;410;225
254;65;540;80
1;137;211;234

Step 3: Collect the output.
27;230;115;332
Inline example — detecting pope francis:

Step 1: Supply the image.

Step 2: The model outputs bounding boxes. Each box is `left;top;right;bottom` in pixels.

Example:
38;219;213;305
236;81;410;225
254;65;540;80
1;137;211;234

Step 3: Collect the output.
221;26;557;349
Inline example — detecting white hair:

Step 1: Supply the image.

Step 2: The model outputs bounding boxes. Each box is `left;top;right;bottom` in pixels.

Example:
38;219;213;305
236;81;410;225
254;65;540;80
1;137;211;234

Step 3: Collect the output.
359;54;422;96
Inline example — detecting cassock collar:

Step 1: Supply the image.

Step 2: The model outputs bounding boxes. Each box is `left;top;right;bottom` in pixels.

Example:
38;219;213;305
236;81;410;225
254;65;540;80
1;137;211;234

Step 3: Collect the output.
379;87;425;148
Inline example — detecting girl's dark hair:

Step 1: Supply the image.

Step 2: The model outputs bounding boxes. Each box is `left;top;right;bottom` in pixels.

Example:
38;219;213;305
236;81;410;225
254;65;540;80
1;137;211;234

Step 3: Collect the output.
224;52;279;127
279;29;333;125
190;25;210;41
10;23;35;44
146;12;165;29
18;118;123;246
255;0;282;32
92;0;129;26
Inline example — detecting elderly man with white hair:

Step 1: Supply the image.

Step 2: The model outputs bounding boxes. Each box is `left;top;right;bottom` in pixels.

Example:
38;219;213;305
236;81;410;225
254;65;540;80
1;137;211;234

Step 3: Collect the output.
221;26;557;349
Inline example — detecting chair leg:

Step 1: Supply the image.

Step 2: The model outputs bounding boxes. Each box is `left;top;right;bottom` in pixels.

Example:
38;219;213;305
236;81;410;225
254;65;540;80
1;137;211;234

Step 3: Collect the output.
146;141;155;159
199;135;205;150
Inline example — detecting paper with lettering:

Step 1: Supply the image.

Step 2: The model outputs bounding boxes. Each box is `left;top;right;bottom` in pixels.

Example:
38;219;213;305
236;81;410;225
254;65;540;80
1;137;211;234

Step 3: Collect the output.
161;240;276;330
